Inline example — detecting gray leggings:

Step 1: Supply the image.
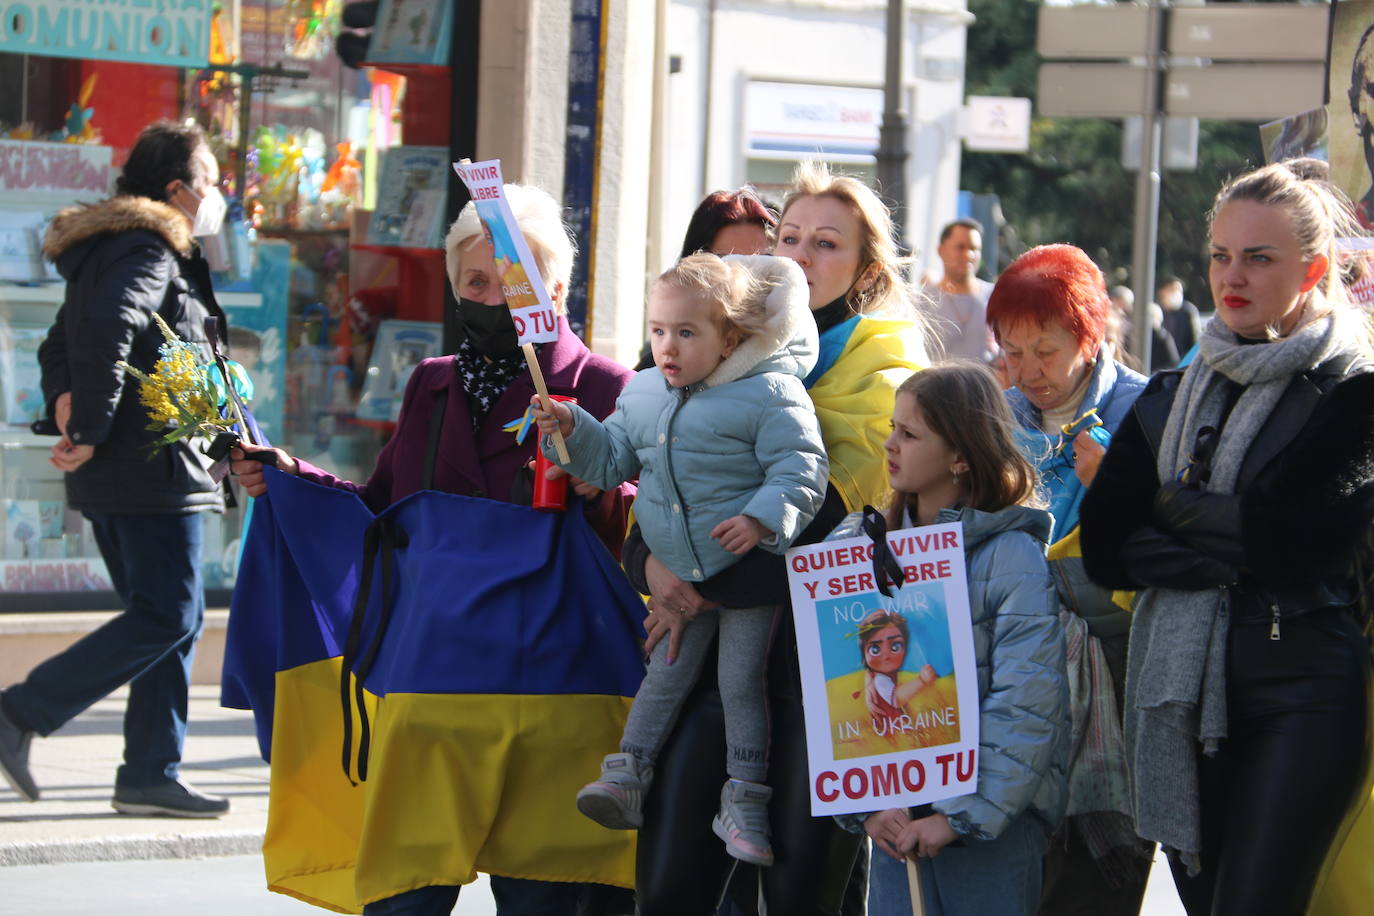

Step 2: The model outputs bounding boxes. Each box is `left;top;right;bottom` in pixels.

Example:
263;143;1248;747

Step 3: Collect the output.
621;605;778;784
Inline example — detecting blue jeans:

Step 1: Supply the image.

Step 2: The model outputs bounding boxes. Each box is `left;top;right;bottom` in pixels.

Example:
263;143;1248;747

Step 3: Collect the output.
4;512;204;787
867;813;1049;916
361;878;593;915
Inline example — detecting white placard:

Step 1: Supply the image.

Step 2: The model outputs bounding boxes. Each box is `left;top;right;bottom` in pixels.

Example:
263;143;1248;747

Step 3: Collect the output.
452;160;560;346
787;522;980;816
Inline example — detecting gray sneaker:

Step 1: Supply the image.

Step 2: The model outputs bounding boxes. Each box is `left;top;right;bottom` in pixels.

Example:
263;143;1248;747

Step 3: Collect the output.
112;779;230;818
575;752;652;830
712;778;774;867
0;694;39;801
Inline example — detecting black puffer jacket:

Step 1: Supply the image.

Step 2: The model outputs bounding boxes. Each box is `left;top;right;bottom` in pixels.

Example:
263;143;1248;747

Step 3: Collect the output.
37;196;227;514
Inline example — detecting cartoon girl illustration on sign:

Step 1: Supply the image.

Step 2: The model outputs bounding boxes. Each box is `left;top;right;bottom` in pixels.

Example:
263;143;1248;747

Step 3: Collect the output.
824;605;960;761
858;610;937;727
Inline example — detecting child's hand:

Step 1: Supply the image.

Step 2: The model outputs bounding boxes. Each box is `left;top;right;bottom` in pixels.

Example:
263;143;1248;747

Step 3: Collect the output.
897;812;958;859
710;515;768;555
530;395;574;439
863;808;913;861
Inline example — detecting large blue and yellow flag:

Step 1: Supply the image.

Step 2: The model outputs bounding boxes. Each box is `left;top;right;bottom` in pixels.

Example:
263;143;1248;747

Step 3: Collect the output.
222;470;645;913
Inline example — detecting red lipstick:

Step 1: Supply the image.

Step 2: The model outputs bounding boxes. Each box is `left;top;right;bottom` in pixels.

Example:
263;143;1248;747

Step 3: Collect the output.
1222;296;1250;309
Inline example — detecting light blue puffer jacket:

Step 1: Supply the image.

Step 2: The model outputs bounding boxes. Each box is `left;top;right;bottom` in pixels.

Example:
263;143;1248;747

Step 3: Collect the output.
831;504;1069;840
545;255;829;582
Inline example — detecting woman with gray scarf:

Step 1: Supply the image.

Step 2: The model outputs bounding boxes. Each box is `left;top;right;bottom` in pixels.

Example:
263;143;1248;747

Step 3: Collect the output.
1080;161;1374;915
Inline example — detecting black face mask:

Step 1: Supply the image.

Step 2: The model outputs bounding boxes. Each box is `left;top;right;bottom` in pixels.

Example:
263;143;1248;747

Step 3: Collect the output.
454;297;518;359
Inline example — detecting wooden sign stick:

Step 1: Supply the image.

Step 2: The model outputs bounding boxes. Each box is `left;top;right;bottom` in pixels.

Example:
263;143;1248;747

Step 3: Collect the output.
524;342;571;464
907;858;926;916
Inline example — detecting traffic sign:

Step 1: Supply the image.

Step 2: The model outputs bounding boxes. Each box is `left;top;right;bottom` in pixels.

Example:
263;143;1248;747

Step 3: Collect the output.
1168;5;1330;61
964;96;1033;152
1038;61;1326;120
1038;63;1150;118
1036;5;1153;59
1164;63;1326;118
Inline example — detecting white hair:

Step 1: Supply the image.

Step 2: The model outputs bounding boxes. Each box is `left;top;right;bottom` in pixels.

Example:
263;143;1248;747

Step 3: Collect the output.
444;183;577;312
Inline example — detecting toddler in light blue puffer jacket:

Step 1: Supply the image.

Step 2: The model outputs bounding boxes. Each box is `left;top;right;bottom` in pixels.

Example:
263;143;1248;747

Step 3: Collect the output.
533;253;828;868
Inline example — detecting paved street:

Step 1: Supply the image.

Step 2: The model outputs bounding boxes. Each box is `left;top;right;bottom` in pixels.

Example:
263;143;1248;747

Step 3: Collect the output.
0;685;1184;914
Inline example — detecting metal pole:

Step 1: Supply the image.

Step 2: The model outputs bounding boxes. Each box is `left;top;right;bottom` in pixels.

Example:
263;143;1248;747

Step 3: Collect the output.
877;0;909;244
1129;0;1165;370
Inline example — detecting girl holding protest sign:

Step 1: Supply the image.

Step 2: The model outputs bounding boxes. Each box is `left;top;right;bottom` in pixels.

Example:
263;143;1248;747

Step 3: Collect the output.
832;363;1070;916
533;252;828;869
1081;162;1374;914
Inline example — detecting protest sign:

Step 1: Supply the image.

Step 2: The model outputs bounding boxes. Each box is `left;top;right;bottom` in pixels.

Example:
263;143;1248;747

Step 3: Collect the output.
787;522;979;816
452;158;569;460
452;159;560;346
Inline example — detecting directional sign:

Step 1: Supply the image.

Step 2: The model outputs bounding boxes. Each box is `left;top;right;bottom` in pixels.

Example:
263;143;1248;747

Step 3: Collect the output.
1036;5;1153;59
1164;63;1327;119
1168;5;1330;61
1039;61;1326;120
1038;63;1150;118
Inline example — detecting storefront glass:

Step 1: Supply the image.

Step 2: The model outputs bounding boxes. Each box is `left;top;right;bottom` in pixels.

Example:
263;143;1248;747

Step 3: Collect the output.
0;0;449;609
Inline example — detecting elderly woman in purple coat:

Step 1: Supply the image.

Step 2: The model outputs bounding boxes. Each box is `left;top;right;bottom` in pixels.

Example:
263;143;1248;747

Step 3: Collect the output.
232;184;636;915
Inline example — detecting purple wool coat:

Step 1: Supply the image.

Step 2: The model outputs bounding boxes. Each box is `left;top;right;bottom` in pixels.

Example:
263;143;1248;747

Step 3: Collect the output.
295;316;636;553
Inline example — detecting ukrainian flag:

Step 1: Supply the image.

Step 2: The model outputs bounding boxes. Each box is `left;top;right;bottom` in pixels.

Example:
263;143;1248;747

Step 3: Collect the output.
223;470;645;913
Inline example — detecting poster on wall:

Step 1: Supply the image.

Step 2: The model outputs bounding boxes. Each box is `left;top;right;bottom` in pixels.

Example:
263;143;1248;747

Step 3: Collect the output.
355;319;442;422
367;146;448;249
1331;0;1374;230
786;523;980;816
0;0;212;67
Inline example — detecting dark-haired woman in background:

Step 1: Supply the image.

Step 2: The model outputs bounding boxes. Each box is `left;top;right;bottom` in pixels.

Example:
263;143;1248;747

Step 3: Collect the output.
635;187;778;370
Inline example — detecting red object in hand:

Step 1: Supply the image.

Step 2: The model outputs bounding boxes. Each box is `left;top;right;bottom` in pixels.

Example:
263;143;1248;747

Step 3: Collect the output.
532;395;577;512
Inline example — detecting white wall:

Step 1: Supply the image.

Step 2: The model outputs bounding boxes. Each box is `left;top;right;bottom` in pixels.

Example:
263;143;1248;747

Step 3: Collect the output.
661;0;972;279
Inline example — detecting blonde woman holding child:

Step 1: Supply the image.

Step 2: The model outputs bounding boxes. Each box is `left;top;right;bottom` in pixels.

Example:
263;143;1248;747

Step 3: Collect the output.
533;253;828;868
832;363;1070;916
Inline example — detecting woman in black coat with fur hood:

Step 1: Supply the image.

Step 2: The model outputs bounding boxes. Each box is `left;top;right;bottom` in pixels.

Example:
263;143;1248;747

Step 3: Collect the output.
1080;161;1374;916
0;121;232;819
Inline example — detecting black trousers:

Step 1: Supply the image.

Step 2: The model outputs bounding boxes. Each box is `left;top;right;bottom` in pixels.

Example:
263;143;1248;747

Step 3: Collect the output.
634;667;865;915
1169;607;1370;916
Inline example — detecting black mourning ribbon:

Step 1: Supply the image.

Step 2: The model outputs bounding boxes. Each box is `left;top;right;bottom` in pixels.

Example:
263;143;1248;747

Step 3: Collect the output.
340;517;409;784
860;505;906;598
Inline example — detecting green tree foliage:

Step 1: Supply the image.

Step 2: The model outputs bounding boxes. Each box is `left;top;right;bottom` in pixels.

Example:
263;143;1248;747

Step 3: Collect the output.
962;0;1267;308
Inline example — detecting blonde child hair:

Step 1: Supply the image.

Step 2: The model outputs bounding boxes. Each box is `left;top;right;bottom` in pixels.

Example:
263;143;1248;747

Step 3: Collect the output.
653;252;775;340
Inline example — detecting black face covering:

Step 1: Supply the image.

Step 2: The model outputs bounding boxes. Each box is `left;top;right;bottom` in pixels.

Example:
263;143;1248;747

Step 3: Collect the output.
454;297;519;359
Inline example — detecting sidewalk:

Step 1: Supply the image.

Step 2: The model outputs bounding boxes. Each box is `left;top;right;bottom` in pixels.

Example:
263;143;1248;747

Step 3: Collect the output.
0;685;268;867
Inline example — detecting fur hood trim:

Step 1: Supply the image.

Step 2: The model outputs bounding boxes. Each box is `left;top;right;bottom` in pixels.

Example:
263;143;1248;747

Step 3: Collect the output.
43;196;193;262
704;254;818;388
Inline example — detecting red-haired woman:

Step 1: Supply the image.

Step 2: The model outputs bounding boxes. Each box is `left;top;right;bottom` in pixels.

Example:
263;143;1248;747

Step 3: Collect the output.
986;244;1152;913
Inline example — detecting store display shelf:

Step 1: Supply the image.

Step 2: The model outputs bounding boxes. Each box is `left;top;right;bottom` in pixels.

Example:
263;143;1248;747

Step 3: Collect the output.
0;285;261;310
351;243;445;258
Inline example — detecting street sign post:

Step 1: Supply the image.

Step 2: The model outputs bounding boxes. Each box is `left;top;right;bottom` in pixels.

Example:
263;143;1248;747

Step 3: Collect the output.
1035;1;1331;367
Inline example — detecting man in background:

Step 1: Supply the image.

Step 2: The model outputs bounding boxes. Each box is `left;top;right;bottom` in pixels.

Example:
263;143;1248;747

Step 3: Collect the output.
921;218;996;362
1156;275;1200;360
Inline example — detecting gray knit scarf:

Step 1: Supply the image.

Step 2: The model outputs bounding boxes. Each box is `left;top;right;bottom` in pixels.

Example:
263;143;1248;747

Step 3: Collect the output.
1124;308;1361;872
